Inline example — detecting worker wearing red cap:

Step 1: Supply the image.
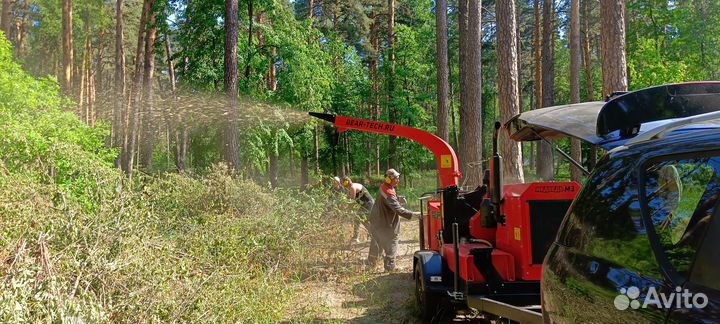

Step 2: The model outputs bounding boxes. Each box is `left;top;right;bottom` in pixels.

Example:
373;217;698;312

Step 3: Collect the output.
366;168;420;271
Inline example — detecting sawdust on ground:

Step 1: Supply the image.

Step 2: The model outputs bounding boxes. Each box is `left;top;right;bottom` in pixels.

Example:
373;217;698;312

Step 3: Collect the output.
287;218;489;324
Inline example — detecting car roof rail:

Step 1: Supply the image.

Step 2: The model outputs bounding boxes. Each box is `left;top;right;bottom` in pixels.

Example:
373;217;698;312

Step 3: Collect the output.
625;110;720;146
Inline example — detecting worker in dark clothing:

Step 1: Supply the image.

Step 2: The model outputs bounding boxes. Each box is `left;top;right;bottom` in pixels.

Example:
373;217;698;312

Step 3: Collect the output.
366;168;420;271
342;176;374;243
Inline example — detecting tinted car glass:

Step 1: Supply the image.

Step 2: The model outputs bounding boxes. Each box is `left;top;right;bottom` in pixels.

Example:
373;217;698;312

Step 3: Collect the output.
557;155;659;276
689;206;720;291
642;155;720;277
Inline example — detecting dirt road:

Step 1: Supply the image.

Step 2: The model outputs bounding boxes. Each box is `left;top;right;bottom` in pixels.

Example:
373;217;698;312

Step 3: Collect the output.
289;218;487;324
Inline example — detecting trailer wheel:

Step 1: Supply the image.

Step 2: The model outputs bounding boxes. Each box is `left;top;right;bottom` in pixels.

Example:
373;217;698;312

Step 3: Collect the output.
415;266;440;323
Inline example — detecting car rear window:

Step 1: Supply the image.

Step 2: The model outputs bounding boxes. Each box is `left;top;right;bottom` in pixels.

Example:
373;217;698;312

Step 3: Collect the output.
642;155;720;277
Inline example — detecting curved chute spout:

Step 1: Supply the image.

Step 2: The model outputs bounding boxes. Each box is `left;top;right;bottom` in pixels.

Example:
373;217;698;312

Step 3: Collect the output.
309;112;461;188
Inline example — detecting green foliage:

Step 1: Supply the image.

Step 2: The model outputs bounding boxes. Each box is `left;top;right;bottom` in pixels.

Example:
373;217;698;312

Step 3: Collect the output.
0;37;347;322
0;165;346;323
628;38;689;89
0;35;115;213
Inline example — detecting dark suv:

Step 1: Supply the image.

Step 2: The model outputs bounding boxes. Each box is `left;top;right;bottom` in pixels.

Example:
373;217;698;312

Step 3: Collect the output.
508;82;720;323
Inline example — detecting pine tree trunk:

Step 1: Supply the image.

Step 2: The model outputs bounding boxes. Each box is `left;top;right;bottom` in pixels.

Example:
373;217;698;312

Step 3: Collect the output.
387;0;397;168
301;155;309;189
370;13;381;176
269;151;279;188
89;38;97;126
436;0;449;142
113;0;126;164
497;0;524;185
537;0;555;181
458;0;483;188
140;6;157;172
79;35;88;122
516;6;523;113
532;0;541;172
582;0;594;101
569;0;582;182
308;0;314;18
224;0;241;170
16;0;29;58
450;82;459;149
62;0;74;92
582;0;597;169
124;0;151;179
290;146;296;179
600;0;628;98
0;0;10;38
165;33;186;172
268;46;277;91
243;0;253;83
314;125;320;174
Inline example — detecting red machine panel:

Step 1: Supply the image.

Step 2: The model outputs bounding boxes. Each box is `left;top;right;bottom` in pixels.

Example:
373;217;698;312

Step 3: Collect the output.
469;210;497;243
424;200;443;251
443;243;515;283
495;182;580;281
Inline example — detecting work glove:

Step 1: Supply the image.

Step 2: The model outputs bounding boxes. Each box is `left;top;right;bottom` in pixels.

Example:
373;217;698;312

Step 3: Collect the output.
412;211;421;220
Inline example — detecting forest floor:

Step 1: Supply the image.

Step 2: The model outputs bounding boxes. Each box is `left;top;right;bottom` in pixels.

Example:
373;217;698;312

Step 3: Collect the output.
287;218;489;324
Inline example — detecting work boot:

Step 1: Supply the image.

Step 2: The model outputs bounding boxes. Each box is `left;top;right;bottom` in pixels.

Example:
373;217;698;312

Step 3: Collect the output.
383;257;396;272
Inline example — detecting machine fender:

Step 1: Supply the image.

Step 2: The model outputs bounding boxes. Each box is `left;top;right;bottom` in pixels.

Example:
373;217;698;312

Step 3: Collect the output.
414;250;443;287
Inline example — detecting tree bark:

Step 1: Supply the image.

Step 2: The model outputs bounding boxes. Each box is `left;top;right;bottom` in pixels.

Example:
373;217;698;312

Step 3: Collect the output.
165;33;187;172
532;0;541;172
165;35;176;93
258;14;277;92
458;0;483;188
0;0;10;39
79;34;88;122
243;0;253;82
516;4;523;112
114;0;126;167
450;81;459;149
123;0;151;179
62;0;74;92
537;0;555;181
224;0;241;170
387;0;397;168
140;5;157;172
308;0;314;19
570;0;582;182
269;151;279;188
582;0;594;101
314;125;320;173
497;0;524;185
370;12;381;175
600;0;628;98
16;0;29;57
582;0;597;169
436;0;449;142
89;39;98;126
301;155;309;189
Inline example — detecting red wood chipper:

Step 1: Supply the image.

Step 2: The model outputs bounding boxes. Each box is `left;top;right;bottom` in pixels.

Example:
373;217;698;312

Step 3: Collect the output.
310;112;580;323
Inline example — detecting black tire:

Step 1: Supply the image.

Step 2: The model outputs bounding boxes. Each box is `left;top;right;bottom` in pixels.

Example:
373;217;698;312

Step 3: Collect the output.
415;265;440;323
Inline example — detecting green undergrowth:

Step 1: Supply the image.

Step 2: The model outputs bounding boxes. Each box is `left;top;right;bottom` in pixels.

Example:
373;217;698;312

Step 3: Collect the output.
0;165;346;323
0;35;346;323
